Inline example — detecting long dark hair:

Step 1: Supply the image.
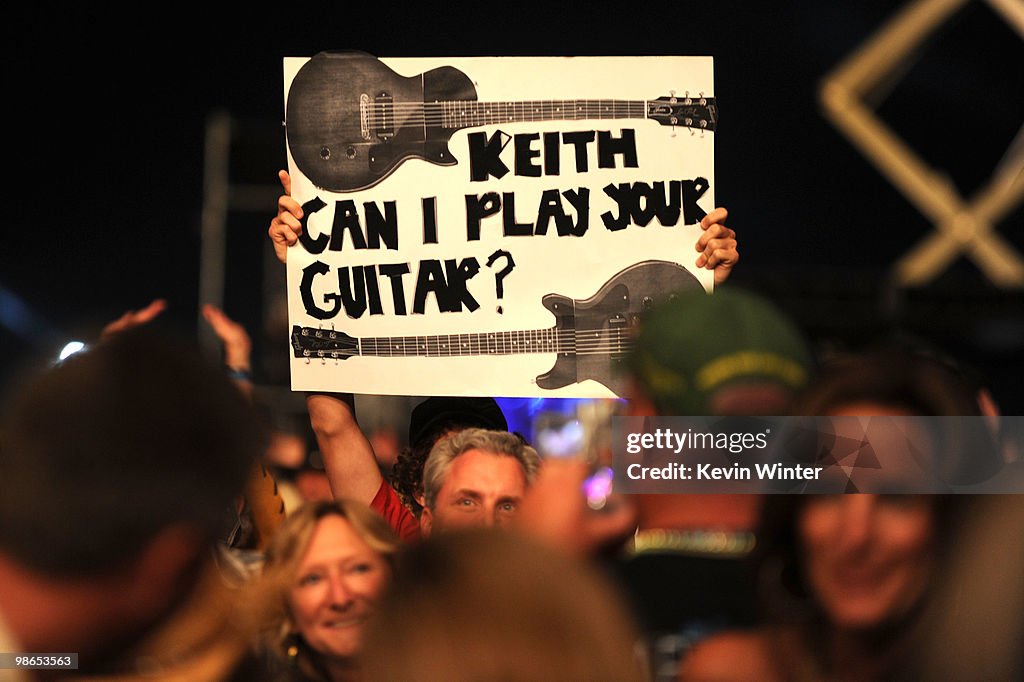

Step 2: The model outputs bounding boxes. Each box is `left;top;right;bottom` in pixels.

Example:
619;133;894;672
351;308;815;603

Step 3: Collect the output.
755;342;986;671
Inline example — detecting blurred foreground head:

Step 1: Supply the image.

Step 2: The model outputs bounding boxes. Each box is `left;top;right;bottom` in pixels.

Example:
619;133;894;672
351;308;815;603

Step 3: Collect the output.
625;288;812;416
0;328;263;575
362;530;646;681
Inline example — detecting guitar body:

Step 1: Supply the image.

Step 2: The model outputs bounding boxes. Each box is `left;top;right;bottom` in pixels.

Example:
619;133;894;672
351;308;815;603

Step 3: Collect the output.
535;260;702;394
286;51;476;192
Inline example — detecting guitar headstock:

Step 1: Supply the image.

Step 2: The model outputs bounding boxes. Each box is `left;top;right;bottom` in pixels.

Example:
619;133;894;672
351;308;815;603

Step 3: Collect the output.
648;95;718;132
291;325;358;360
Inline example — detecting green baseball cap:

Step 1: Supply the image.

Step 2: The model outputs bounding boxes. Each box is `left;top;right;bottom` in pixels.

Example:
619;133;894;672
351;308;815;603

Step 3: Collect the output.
625;288;813;415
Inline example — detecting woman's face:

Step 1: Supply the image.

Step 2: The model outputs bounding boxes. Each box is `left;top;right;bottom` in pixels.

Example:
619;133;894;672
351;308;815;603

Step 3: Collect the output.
797;400;938;630
289;515;390;660
799;494;935;630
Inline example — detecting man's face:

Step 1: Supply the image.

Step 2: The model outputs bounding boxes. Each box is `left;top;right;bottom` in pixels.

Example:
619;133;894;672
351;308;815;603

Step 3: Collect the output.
421;448;528;535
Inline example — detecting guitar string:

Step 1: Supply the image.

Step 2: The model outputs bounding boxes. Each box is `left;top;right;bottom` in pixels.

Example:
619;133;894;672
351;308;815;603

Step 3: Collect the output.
373;100;708;111
301;329;628;346
375;112;660;127
375;99;710;111
308;101;713;138
299;336;631;346
300;343;635;355
314;108;713;143
352;342;630;351
300;347;637;358
300;350;637;359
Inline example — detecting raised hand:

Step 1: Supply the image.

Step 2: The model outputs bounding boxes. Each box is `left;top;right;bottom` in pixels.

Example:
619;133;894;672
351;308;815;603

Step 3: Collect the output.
695;207;739;286
269;170;304;263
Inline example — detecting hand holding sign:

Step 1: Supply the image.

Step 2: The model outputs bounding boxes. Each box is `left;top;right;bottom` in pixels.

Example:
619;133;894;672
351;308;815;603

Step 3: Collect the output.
269;170;303;263
696;207;739;285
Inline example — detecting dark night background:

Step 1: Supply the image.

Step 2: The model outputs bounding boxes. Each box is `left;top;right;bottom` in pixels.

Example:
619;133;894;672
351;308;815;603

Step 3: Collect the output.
3;3;1022;412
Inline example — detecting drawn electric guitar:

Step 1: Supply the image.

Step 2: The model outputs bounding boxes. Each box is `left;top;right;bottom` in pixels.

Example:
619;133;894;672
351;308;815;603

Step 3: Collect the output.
286;52;718;192
290;260;702;395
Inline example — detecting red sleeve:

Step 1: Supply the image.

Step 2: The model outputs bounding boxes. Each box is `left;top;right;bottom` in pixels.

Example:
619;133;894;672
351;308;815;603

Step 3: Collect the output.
369;480;421;543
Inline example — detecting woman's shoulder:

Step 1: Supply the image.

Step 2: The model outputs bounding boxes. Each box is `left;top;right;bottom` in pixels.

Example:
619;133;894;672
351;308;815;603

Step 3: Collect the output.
679;627;804;681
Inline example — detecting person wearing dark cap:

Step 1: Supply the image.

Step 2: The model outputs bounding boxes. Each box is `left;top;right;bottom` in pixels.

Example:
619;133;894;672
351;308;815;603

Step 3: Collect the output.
614;287;814;677
390;396;510;517
306;392;523;542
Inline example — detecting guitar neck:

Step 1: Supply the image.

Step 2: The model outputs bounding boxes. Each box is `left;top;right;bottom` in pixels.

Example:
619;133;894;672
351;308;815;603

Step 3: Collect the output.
436;99;650;130
368;96;716;135
291;326;632;360
363;328;571;357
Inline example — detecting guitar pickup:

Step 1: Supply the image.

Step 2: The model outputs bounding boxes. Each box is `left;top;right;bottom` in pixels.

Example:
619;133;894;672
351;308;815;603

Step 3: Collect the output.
374;91;394;140
359;94;371;140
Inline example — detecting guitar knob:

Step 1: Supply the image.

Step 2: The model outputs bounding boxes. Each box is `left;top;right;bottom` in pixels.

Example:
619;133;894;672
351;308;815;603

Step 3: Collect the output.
346;146;357;159
319;146;331;160
642;296;655;309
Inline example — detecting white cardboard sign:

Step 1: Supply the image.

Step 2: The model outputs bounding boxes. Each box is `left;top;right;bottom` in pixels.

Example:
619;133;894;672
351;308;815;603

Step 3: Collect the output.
284;54;716;398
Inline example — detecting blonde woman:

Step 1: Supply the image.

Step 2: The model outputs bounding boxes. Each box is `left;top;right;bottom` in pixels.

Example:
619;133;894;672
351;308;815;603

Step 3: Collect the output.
255;500;399;681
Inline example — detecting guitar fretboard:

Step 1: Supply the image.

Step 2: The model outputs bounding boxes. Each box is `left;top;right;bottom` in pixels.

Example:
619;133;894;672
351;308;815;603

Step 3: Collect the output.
365;328;564;357
430;100;650;129
294;326;633;359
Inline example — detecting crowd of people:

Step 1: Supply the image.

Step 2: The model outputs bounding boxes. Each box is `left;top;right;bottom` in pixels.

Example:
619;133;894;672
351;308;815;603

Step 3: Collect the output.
0;171;1020;682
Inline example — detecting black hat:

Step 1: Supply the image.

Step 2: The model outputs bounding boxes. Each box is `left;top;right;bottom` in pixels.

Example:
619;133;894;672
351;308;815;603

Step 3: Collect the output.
408;397;508;448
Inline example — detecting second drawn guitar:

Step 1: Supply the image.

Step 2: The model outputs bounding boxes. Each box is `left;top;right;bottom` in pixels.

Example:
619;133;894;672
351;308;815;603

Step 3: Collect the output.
286;52;718;193
291;260;702;396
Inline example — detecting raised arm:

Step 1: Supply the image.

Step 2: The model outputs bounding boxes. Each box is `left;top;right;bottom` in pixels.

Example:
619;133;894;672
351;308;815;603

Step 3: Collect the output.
201;303;254;398
695;206;739;286
267;171;383;504
305;393;384;506
100;298;167;340
514;458;637;557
